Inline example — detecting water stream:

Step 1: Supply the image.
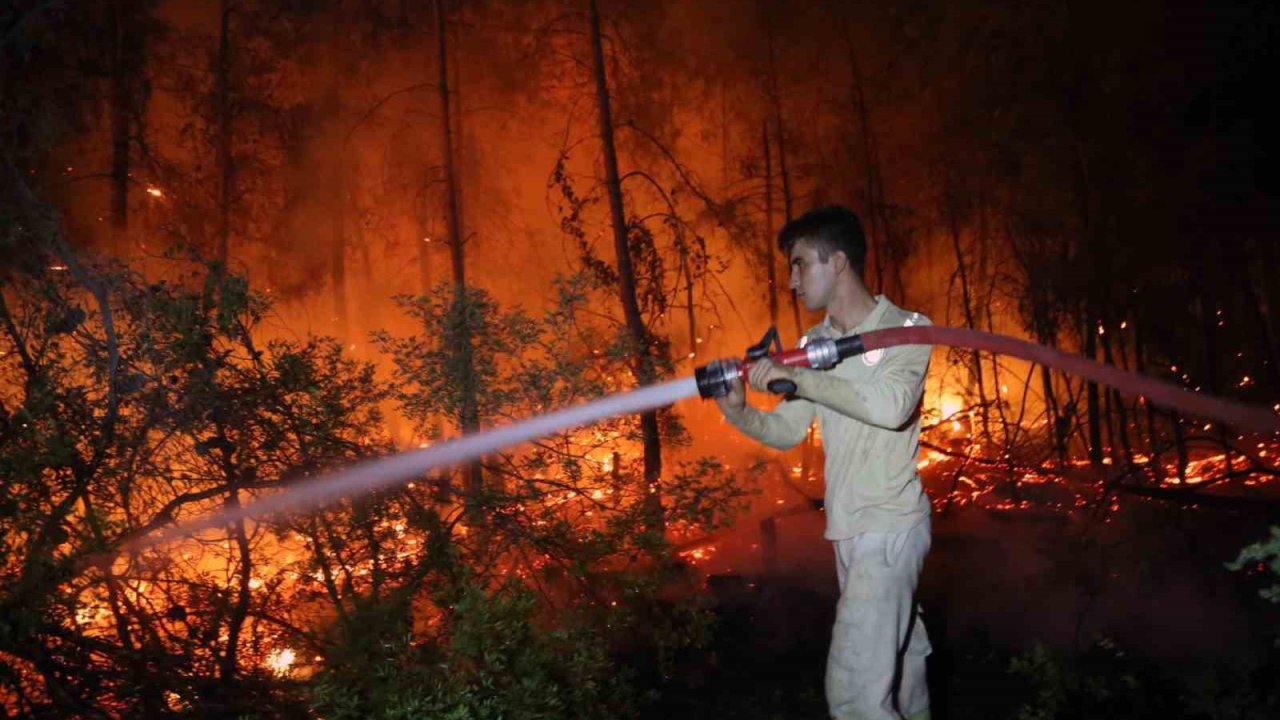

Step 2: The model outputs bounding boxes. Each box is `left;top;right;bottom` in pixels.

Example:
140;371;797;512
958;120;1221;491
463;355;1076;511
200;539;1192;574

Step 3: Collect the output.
137;376;700;549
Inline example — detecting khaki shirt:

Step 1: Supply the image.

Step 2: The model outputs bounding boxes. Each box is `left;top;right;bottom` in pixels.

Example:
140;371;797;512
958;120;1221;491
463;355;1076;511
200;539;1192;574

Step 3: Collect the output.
723;296;932;539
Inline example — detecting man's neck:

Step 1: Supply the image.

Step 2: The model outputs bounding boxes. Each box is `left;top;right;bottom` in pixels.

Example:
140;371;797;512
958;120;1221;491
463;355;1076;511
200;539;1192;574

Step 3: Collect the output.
827;283;879;335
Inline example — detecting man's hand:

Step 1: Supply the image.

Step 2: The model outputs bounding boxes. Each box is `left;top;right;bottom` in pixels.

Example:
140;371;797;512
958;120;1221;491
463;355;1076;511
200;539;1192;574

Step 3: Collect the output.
747;358;796;394
713;358;746;414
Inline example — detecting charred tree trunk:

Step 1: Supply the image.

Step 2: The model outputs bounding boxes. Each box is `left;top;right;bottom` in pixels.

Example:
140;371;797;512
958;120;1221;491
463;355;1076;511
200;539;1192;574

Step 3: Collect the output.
1073;198;1104;467
1130;316;1164;482
418;226;432;293
1238;239;1280;393
328;71;350;341
845;37;884;296
109;0;145;247
682;249;697;359
1042;365;1067;465
434;0;482;495
215;431;252;700
589;0;663;536
760;516;779;575
762;122;779;328
1084;316;1104;467
1100;324;1134;467
214;0;234;265
331;163;349;340
947;213;992;441
761;3;804;341
774;116;803;340
220;495;252;687
843;22;910;303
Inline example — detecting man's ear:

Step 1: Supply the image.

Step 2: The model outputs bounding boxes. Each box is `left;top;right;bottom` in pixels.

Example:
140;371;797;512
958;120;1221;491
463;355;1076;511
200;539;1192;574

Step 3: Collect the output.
832;250;850;276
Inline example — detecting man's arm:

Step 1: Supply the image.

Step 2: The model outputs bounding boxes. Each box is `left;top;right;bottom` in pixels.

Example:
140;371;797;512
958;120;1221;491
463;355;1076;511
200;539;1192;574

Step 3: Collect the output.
790;342;931;430
714;360;815;450
721;394;816;450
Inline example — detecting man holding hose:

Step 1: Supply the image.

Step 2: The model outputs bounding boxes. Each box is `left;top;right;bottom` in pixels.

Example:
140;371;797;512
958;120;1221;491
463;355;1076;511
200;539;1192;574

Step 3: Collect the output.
716;205;933;720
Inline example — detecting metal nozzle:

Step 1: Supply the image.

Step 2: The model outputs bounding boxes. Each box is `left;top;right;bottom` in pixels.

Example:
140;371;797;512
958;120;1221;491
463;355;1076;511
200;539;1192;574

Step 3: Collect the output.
804;337;840;370
695;358;740;399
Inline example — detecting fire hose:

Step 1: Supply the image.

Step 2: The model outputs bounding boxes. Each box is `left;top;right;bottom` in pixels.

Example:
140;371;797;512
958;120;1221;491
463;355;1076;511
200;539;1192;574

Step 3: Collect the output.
695;325;1280;435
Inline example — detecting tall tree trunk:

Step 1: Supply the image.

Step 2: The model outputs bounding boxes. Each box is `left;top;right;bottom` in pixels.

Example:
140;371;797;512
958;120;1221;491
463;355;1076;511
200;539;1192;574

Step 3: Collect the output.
1084;317;1104;467
1073;152;1105;468
947;213;991;441
326;5;352;344
1042;365;1068;465
841;17;909;303
1131;316;1163;482
760;516;779;575
762;122;779;328
434;0;482;495
220;497;252;688
760;2;817;490
214;0;233;265
1238;240;1280;393
417;226;432;293
774;118;803;340
216;432;252;703
761;2;804;341
845;37;883;295
1100;324;1134;467
682;250;697;359
331;161;349;340
589;0;663;536
109;0;139;248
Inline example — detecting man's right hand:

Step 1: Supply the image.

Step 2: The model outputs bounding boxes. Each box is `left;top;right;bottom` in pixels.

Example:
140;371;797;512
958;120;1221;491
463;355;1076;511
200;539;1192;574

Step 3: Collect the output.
713;360;746;414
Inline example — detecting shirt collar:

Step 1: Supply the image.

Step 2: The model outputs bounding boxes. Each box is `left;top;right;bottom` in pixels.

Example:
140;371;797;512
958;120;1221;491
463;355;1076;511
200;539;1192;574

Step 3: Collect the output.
822;294;889;337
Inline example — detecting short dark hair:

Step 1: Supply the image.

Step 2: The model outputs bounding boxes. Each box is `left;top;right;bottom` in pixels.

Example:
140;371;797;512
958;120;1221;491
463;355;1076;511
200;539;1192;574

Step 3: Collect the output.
777;205;867;276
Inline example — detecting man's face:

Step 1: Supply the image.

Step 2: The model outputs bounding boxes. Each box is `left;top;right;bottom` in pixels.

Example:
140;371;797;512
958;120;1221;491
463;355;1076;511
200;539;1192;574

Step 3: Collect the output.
789;239;841;312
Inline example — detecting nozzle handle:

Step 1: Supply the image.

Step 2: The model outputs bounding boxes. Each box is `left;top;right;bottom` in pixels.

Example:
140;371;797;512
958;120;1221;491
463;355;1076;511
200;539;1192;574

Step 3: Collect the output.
766;378;797;396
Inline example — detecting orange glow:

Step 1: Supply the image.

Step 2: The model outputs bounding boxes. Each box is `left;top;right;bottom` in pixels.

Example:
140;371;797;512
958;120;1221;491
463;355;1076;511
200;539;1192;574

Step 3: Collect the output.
146;186;164;198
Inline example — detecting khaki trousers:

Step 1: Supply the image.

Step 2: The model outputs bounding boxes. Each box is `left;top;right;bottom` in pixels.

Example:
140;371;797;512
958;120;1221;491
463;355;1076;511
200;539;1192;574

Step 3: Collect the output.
827;519;932;720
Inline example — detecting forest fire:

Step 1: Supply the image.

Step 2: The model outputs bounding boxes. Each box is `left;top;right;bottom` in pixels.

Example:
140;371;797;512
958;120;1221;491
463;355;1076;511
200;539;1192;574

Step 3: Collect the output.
4;0;1279;717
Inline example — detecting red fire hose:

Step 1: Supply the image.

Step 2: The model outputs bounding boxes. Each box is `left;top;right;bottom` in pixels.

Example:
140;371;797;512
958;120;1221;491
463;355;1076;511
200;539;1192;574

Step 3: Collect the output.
696;325;1280;434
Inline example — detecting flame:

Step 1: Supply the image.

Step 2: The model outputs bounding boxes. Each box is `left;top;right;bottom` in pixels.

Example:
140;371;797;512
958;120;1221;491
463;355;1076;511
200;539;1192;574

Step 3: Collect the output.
940;393;962;419
680;545;716;563
265;647;296;675
146;186;164;198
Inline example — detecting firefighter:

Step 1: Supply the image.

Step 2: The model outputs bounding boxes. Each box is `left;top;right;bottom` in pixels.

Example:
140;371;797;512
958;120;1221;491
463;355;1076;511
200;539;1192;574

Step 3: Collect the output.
715;205;933;720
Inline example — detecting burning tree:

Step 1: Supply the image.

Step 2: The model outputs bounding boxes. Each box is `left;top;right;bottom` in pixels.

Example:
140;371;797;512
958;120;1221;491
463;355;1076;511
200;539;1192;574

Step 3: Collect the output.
0;251;752;717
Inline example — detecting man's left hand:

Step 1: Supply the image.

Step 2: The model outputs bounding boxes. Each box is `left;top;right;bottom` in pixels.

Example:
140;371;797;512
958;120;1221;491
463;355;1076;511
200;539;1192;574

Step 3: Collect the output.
746;358;796;392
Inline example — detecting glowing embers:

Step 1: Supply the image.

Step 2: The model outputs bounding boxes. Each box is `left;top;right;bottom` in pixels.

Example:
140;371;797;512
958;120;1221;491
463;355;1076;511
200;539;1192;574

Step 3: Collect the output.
679;544;717;564
917;430;1280;517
